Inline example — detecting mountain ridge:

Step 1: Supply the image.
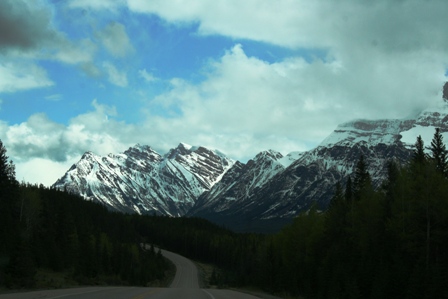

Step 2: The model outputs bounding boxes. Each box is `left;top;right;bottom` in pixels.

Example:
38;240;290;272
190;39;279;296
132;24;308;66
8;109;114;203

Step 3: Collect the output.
53;101;448;231
53;143;235;216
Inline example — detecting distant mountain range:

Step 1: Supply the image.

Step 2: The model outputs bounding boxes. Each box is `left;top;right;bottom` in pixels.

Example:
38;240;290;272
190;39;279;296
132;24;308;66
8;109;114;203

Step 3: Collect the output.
54;143;234;217
53;101;448;232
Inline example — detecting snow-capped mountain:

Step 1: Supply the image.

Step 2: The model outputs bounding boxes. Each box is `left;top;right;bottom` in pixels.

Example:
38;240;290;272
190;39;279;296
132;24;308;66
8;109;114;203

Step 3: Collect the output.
54;99;448;232
53;143;235;216
188;150;291;216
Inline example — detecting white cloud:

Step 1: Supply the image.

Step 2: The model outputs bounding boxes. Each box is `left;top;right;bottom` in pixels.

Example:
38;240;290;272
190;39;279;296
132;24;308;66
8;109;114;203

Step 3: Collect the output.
102;61;128;87
96;22;134;58
15;157;78;187
0;62;54;93
124;0;448;157
139;69;157;82
126;0;448;52
1;101;134;186
44;94;62;101
51;38;97;64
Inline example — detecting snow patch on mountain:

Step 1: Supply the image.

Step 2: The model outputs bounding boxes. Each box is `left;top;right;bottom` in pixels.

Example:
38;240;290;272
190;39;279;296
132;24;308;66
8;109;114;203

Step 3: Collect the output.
319;118;410;147
400;102;448;149
279;151;303;167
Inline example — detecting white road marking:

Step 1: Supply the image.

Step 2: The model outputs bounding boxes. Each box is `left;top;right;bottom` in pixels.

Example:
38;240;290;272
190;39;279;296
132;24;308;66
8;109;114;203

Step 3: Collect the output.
202;289;216;299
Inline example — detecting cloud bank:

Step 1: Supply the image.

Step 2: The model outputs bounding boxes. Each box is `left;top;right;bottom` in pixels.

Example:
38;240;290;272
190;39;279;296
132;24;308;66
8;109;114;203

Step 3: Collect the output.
2;0;448;186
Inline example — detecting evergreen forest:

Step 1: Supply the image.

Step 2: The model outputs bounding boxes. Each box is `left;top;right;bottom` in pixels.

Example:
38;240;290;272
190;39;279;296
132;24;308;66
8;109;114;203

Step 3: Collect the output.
1;128;448;299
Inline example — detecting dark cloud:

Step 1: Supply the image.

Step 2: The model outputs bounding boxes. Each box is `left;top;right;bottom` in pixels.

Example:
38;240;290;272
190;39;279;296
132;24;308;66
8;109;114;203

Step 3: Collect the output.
0;0;59;53
443;82;448;102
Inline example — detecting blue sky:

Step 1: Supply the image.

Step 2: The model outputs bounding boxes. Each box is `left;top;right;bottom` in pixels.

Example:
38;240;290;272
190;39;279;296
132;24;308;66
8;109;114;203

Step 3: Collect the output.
0;0;447;186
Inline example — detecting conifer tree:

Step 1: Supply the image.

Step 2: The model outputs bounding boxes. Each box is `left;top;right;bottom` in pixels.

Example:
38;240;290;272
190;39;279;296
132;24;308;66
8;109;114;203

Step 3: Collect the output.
353;155;371;201
383;161;400;218
0;140;19;254
413;135;426;165
430;128;447;176
345;176;353;203
0;140;16;185
329;181;344;208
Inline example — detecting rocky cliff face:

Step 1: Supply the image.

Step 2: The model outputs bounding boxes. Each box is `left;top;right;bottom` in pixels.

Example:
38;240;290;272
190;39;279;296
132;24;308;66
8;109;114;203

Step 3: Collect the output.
188;150;293;216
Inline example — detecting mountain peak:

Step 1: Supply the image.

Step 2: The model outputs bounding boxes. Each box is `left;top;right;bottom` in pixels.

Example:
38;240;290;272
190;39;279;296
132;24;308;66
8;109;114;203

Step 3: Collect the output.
133;143;154;151
165;143;192;159
80;151;98;160
255;150;283;161
178;142;193;150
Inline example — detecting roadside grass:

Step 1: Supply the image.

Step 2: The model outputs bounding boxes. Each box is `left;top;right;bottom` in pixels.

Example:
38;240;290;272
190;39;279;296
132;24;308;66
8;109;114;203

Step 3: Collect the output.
2;255;175;293
194;260;290;299
194;261;215;288
156;257;176;288
35;269;79;289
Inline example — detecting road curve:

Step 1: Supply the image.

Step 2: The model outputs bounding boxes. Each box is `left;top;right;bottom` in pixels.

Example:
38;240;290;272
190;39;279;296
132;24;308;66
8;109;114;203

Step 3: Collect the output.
0;249;262;299
160;249;199;288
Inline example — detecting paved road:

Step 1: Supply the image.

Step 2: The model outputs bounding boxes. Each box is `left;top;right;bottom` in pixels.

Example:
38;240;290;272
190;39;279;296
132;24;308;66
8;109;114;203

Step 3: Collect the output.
0;249;262;299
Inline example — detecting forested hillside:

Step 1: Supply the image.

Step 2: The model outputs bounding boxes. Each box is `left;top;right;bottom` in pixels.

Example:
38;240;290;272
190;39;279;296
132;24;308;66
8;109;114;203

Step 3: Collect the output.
0;140;169;289
1;129;448;298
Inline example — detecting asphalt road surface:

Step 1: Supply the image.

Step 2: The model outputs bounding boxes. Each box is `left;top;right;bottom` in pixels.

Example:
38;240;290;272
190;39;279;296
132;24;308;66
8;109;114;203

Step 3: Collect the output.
0;249;262;299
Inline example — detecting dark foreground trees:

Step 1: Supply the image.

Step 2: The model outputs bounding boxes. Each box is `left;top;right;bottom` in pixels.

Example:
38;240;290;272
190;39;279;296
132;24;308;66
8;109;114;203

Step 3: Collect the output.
1;183;169;289
0;140;169;289
265;129;448;298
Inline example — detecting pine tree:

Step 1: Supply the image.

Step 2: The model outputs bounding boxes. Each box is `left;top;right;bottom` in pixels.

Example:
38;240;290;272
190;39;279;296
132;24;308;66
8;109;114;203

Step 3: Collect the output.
345;176;353;203
353;155;371;201
0;140;19;254
430;128;447;176
0;140;16;185
383;161;400;218
0;140;18;203
329;181;344;208
412;135;426;165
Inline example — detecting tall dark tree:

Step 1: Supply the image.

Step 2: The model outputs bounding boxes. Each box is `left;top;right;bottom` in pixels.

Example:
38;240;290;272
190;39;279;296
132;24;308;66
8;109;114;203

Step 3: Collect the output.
0;140;16;184
412;135;426;165
353;155;371;201
329;181;344;208
430;128;447;176
383;160;400;218
345;176;353;203
0;140;19;254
